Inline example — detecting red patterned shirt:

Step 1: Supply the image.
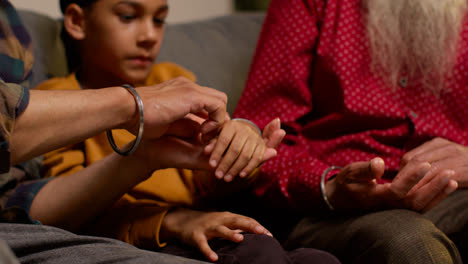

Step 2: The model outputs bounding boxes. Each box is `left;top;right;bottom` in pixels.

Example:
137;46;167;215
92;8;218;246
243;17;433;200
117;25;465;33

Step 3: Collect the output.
234;0;468;210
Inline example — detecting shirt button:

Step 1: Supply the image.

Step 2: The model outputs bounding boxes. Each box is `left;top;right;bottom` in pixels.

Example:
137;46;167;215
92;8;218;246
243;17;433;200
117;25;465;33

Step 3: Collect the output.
399;77;408;88
398;77;408;88
409;110;418;118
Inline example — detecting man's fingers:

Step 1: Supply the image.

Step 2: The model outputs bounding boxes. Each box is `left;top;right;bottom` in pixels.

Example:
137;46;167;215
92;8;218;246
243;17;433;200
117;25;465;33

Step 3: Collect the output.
203;139;217;155
421;179;458;212
196;88;227;133
405;170;455;211
201;120;221;135
339;158;385;183
391;162;431;197
165;118;201;139
154;136;210;170
401;138;449;168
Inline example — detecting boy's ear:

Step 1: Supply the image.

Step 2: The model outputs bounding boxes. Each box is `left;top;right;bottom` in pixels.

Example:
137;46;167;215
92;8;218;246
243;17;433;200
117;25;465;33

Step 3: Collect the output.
63;4;87;40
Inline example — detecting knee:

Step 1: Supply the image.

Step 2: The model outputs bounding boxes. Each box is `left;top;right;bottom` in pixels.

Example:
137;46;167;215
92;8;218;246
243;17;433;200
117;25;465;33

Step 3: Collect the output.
348;210;459;263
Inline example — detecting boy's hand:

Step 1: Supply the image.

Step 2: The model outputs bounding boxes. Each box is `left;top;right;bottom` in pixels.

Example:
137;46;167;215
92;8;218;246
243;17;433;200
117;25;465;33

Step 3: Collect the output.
161;208;272;262
204;118;285;182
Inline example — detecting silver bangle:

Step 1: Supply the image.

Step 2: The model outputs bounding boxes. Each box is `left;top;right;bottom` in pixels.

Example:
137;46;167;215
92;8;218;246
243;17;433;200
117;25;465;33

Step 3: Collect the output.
320;166;342;211
106;84;144;156
231;118;261;134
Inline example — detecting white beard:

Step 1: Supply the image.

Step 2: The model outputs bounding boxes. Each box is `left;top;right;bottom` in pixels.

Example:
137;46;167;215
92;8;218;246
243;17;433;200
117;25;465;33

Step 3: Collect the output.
363;0;467;94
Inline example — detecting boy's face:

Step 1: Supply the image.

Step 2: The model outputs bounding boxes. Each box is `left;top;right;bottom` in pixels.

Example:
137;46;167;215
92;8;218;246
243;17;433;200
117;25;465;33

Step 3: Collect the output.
78;0;168;85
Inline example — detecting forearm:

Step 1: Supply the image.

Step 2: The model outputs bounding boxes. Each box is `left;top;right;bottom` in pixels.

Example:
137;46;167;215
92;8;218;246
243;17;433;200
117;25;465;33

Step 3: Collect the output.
29;151;150;231
10;88;135;164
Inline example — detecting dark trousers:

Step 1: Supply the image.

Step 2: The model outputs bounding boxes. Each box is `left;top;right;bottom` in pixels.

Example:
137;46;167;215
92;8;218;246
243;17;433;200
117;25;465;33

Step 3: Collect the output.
284;189;468;264
160;233;341;264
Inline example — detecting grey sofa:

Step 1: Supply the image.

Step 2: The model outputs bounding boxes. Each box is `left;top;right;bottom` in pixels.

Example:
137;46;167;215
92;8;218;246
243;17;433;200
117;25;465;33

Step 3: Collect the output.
19;10;265;114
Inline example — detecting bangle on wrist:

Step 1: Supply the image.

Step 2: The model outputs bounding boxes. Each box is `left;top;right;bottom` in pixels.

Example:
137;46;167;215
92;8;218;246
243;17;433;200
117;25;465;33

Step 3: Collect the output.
107;84;144;156
320;165;342;211
231;118;261;134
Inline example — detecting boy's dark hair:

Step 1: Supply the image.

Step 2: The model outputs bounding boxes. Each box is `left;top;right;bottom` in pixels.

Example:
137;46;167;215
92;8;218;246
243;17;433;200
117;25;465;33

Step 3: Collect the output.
60;0;98;13
60;0;98;71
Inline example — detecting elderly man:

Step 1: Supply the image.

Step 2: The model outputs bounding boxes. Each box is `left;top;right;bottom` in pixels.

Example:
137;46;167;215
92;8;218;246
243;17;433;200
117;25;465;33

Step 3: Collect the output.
234;0;468;263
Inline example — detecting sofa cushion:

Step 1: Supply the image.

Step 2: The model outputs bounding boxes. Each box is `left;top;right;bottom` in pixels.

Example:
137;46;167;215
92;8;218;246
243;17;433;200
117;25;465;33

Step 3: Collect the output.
157;13;264;113
18;10;68;89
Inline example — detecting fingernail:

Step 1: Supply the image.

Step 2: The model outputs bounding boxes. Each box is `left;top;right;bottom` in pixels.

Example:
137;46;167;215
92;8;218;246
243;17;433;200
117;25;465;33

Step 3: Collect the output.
210;159;217;167
215;170;224;179
234;233;243;241
224;174;233;182
373;157;384;165
446;180;458;194
210;253;218;261
447;170;455;177
240;171;247;178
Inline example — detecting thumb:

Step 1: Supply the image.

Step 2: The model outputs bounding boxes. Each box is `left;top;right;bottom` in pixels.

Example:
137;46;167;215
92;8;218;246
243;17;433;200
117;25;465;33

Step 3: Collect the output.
166;118;201;139
263;118;281;139
339;157;385;183
261;148;278;162
370;157;385;180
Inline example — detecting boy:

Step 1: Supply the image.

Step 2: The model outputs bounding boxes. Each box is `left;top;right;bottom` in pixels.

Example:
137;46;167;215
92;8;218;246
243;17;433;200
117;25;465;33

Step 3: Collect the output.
33;0;340;263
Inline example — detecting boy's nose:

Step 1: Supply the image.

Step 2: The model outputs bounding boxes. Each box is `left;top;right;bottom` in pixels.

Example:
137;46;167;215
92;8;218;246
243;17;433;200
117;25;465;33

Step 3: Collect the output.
137;21;159;46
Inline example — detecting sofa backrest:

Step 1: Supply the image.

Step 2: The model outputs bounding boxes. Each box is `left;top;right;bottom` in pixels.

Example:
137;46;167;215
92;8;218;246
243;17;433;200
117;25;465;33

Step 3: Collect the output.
18;10;265;114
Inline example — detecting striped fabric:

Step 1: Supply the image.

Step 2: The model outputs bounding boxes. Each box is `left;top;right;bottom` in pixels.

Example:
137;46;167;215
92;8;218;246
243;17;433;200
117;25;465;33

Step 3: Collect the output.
0;0;32;194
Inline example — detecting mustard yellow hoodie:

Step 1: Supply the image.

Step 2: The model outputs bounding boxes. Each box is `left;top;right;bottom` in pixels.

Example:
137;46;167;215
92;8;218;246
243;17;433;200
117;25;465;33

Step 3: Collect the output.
36;62;258;249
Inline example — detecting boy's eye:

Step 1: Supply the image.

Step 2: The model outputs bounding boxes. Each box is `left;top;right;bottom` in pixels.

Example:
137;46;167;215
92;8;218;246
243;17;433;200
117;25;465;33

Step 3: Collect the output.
153;18;166;25
119;14;136;22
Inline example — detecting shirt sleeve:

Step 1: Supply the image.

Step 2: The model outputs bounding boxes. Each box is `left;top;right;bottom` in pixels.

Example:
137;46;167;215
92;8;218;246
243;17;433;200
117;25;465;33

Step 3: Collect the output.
84;194;173;249
0;81;29;173
233;0;330;210
0;1;33;173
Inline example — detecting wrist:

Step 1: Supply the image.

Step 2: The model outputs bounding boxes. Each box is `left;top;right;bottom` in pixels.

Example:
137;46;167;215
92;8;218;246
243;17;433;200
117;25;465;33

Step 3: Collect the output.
320;166;341;211
160;207;188;242
107;86;139;131
107;85;144;156
231;118;261;135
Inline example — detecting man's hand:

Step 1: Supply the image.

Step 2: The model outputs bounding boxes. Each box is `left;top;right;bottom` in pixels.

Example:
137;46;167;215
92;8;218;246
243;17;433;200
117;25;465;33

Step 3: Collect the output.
326;157;457;212
401;137;468;188
129;77;228;139
160;208;272;262
131;117;216;174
